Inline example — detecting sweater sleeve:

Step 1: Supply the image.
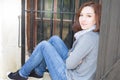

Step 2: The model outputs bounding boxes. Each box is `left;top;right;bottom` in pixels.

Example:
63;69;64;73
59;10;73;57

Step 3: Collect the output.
66;34;96;69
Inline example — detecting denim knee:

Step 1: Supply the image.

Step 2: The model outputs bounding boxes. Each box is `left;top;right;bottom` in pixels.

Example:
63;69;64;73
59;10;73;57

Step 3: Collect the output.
49;35;60;42
39;40;49;46
36;40;48;49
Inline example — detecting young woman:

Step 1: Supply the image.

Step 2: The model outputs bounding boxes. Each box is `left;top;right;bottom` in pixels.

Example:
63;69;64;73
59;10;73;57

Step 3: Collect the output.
8;1;101;80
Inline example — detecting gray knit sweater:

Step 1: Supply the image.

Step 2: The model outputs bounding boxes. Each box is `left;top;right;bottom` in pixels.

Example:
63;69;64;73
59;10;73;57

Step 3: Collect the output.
66;29;99;80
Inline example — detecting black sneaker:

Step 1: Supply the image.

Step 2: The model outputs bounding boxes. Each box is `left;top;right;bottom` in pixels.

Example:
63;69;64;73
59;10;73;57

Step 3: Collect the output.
29;70;43;78
8;71;27;80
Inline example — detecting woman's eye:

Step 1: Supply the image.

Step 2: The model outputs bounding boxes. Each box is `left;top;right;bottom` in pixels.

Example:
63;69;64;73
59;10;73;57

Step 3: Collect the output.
87;15;92;17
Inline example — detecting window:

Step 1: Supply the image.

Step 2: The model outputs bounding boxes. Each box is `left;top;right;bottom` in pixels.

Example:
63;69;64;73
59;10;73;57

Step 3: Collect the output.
26;0;99;53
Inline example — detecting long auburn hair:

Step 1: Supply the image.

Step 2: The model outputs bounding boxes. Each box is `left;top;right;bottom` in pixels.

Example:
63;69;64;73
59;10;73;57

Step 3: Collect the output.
74;1;101;32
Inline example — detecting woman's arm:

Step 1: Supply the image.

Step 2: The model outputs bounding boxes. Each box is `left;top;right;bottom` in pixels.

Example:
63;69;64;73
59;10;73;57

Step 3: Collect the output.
66;34;96;69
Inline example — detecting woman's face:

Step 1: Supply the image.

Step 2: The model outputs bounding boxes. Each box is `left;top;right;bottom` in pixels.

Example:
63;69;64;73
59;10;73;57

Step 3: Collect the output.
79;6;96;30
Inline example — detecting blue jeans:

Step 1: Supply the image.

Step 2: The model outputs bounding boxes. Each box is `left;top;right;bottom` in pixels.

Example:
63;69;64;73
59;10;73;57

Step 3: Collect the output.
19;36;69;80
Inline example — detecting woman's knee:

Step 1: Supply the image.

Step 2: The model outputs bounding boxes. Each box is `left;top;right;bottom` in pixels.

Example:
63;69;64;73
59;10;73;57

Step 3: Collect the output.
49;35;61;42
40;40;49;45
37;40;49;48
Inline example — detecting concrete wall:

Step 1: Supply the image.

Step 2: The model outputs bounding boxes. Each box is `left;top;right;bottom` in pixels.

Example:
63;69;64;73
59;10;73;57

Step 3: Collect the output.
0;0;21;79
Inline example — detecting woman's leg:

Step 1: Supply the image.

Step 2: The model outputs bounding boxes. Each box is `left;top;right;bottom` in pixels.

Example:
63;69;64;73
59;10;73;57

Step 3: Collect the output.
33;35;69;74
48;35;69;60
19;41;47;78
8;41;47;79
8;36;69;79
19;36;68;79
40;41;68;80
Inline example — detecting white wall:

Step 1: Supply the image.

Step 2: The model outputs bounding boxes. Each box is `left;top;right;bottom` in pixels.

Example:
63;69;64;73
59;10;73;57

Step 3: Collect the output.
0;0;21;79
